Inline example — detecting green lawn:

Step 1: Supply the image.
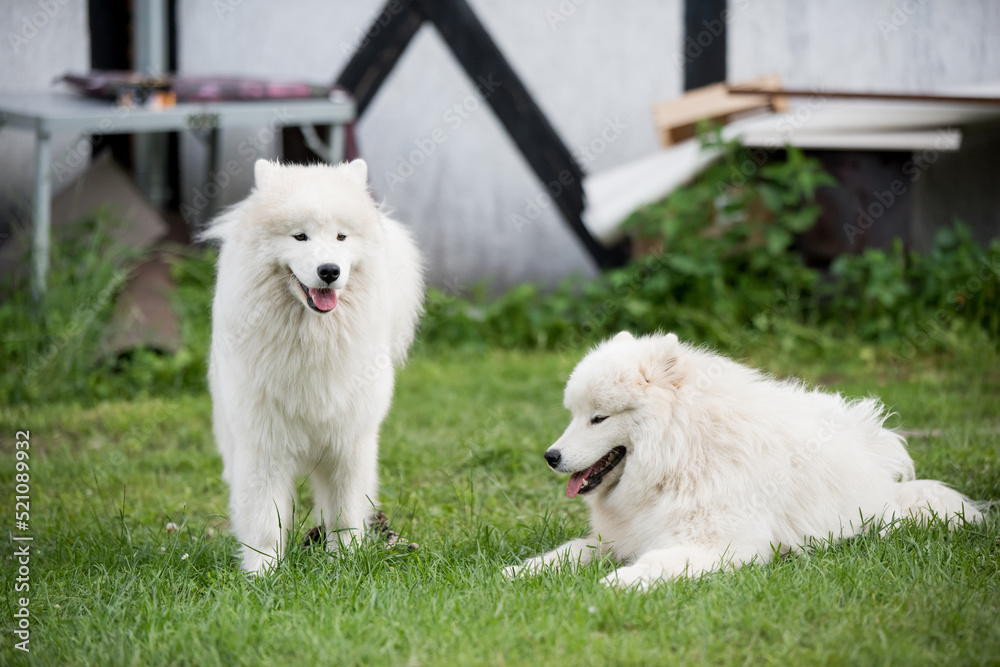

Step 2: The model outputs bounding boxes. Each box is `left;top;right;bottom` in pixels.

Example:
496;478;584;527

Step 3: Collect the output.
1;348;998;665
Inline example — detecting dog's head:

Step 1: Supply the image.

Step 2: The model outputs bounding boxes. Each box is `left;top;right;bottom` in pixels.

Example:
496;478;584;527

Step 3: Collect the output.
203;159;382;314
545;331;685;498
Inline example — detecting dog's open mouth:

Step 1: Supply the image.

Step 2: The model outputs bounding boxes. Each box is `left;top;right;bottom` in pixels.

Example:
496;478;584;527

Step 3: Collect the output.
567;446;626;498
295;276;338;313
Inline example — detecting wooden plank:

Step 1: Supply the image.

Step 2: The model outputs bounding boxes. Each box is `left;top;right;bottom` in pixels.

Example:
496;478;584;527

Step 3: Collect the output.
653;74;785;146
727;86;1000;105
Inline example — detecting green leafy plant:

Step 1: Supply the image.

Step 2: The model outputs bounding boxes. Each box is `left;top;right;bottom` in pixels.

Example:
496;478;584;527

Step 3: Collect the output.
826;226;1000;345
0;211;137;404
420;135;998;359
0;212;215;405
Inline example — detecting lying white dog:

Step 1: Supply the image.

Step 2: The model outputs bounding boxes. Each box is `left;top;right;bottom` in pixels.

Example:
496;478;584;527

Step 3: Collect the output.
506;331;984;589
203;159;423;574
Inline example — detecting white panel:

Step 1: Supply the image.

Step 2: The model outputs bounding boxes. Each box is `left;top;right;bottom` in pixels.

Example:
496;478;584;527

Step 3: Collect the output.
0;0;91;234
176;0;683;288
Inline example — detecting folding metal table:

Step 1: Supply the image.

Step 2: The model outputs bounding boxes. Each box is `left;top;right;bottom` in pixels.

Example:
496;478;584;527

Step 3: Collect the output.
0;91;356;298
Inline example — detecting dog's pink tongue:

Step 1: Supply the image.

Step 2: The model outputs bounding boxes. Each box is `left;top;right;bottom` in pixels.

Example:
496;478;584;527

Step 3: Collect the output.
567;472;587;498
309;288;338;312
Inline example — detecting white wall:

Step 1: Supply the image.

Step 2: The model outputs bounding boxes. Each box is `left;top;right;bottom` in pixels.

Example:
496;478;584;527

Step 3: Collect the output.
176;0;684;289
0;0;90;232
729;0;1000;92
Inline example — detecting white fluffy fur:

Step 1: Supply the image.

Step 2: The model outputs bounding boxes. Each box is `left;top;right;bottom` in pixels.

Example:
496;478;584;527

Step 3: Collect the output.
203;159;423;574
505;331;983;589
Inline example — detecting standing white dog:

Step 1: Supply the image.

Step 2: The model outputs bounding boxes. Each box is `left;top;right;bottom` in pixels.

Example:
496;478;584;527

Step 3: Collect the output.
505;331;984;589
203;159;423;574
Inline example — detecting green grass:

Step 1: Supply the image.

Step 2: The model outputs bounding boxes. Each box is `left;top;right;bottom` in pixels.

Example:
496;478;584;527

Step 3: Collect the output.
1;348;998;665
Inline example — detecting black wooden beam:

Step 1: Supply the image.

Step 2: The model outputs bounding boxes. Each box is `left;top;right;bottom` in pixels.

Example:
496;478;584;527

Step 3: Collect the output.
683;0;728;91
330;0;629;269
88;0;132;169
413;0;627;268
335;1;426;115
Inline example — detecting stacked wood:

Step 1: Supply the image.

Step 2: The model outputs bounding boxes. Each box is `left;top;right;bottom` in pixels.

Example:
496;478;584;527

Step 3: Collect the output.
653;74;787;146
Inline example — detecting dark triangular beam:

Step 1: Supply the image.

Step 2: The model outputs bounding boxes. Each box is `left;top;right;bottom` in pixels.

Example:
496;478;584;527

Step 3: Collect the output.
336;2;426;115
683;0;727;91
333;0;630;269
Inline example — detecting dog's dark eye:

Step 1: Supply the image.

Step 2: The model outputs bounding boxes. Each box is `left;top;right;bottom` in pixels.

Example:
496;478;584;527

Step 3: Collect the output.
337;233;347;241
591;415;608;425
293;233;308;242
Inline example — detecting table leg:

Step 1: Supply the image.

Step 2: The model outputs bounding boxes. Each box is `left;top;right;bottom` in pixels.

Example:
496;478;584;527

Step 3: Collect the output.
328;123;346;163
31;130;52;300
205;126;222;221
301;124;342;164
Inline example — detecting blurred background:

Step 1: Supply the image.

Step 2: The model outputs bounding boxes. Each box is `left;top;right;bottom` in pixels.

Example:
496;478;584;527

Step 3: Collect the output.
3;0;998;289
1;0;998;403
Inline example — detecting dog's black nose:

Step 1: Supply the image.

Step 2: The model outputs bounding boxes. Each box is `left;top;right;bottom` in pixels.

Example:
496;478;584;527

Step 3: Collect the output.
317;263;340;284
544;450;561;469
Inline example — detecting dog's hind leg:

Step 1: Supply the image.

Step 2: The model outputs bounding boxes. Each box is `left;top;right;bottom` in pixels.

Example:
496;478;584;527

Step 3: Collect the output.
893;479;985;526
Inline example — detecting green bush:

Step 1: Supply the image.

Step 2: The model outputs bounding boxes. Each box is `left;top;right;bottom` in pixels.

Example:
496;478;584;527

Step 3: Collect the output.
0;212;133;404
0;212;214;405
828;227;1000;345
420;136;999;358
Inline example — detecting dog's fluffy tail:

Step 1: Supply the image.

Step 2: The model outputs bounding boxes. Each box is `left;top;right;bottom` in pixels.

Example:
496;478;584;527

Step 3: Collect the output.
894;479;986;526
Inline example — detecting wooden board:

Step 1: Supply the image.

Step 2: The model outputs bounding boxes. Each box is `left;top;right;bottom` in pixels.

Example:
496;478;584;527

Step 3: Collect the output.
727;86;1000;105
653;74;787;146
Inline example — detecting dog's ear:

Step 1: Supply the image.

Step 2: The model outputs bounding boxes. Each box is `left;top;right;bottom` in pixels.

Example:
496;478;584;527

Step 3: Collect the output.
639;333;682;388
343;159;369;186
254;159;280;189
614;330;634;342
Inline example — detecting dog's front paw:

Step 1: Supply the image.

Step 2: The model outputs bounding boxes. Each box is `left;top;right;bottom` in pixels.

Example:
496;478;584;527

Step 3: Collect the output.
503;558;545;580
240;552;277;577
600;565;652;591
